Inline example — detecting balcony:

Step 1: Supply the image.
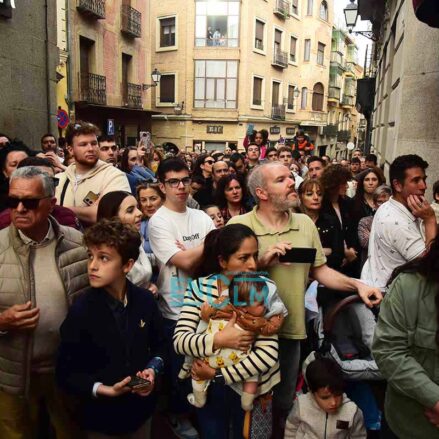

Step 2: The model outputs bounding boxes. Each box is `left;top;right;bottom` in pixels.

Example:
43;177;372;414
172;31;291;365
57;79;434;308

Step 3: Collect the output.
80;73;106;105
272;104;286;120
328;86;341;102
122;82;142;109
330;52;346;71
121;4;141;38
272;49;288;68
337;130;351;142
341;95;355;107
77;0;105;19
274;0;290;18
323;124;338;137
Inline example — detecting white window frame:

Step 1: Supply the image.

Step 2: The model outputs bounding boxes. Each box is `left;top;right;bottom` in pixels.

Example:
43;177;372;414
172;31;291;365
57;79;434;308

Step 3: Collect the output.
156;72;178;107
288;33;299;66
317;41;325;65
270;79;282;107
273;25;285;52
156;15;178;52
290;0;300;19
286;83;298;113
304;38;311;62
250;75;265;110
306;0;313;16
253;17;267;56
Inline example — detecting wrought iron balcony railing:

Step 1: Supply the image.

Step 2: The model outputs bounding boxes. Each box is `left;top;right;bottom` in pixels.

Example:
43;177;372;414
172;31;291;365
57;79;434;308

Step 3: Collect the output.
323;124;338;137
272;49;288;68
121;4;141;38
274;0;290;18
80;73;106;105
341;94;355;107
272;104;286;120
328;86;341;101
77;0;105;19
122;82;142;109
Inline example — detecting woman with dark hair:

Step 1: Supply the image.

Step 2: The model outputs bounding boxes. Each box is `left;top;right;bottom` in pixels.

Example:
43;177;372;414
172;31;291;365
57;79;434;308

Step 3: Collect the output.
320;164;360;277
174;224;282;438
299;179;344;270
352;167;386;224
97;191;156;294
215;173;249;224
373;238;439;439
120;147;155;193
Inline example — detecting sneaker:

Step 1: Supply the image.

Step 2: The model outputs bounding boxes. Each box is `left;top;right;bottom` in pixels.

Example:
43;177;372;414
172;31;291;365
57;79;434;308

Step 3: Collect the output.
168;415;199;439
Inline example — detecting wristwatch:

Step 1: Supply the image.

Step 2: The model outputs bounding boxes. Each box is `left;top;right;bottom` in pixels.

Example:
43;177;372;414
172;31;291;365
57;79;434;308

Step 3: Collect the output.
213;368;225;385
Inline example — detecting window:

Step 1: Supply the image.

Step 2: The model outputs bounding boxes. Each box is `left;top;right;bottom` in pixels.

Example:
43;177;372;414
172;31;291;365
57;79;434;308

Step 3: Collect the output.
289;36;297;62
274;29;282;53
319;1;328;20
255;19;264;51
195;0;239;48
194;60;238;108
312;82;324;111
287;85;296;110
291;0;299;15
252;77;263;106
159;17;176;48
272;81;280;105
159;74;175;103
307;0;313;15
304;39;311;61
301;87;308;109
317;42;325;65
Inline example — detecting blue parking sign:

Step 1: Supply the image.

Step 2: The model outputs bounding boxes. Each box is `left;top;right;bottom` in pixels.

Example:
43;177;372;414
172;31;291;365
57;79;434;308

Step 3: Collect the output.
107;119;115;136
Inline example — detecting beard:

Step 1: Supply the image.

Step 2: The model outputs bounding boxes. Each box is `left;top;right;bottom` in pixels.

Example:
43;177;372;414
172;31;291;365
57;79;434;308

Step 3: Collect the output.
269;191;299;212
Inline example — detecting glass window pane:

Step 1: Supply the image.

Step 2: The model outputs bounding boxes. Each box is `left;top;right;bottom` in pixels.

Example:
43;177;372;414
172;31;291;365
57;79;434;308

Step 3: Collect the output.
227;78;237;100
229;39;238;47
194;100;204;108
217;79;225;100
229;2;240;15
195;16;206;39
227;61;238;77
195;61;205;77
228;15;239;39
226;101;236;108
206;60;226;77
206;78;215;99
207;2;227;15
195;78;205;99
196;2;207;15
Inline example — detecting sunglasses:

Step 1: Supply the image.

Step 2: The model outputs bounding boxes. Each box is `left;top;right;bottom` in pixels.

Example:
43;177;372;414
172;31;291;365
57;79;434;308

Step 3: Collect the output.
6;196;51;210
204;160;214;165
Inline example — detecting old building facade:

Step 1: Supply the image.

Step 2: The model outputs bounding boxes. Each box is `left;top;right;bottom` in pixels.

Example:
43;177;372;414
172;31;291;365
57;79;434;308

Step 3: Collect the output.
150;0;334;152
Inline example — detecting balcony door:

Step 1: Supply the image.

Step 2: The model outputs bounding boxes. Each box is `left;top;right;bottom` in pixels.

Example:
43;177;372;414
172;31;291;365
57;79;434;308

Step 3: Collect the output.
80;36;94;99
274;29;282;54
122;53;132;104
272;81;280;106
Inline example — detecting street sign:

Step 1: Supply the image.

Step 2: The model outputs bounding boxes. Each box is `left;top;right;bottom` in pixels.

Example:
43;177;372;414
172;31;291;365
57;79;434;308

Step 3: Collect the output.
57;108;69;129
107;119;115;136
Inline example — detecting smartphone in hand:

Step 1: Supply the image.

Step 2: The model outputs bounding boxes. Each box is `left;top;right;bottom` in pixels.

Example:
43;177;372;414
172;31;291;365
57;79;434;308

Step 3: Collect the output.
127;376;151;391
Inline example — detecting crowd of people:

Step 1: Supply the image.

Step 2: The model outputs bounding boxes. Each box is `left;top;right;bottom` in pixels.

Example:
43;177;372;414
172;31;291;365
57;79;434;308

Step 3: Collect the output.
0;122;438;439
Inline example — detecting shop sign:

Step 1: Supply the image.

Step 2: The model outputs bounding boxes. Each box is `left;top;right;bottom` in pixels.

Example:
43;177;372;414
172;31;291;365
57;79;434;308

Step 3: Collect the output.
207;125;223;134
286;127;296;135
270;126;281;135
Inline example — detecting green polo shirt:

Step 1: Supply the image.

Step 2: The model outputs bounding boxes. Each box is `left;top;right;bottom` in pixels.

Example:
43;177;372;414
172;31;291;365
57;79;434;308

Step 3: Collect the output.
228;207;326;339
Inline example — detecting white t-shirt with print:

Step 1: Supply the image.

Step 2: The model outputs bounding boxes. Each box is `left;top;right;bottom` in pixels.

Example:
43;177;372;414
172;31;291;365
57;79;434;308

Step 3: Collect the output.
361;197;426;290
149;205;215;320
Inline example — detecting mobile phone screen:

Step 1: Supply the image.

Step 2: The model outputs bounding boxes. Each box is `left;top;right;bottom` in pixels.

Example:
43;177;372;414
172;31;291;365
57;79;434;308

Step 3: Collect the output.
278;248;317;263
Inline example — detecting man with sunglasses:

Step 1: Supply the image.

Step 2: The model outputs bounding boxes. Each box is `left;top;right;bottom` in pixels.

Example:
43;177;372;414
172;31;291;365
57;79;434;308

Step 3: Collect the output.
55;121;130;226
97;134;118;165
0;166;89;438
0;157;80;230
149;158;214;439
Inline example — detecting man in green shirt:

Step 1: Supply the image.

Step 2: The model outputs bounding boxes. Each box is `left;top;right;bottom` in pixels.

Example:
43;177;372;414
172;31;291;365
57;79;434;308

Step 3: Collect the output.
228;162;382;435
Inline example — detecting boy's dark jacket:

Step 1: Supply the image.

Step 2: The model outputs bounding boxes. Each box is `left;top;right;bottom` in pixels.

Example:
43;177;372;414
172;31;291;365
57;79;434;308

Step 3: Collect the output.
56;281;165;435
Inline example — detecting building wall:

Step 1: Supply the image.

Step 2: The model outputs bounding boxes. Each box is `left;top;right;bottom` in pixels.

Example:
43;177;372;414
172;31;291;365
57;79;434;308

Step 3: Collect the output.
371;0;439;187
0;0;58;148
151;0;333;151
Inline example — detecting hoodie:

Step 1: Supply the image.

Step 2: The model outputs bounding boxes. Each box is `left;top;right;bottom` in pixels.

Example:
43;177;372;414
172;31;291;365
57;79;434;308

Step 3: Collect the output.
55;160;130;208
284;393;366;439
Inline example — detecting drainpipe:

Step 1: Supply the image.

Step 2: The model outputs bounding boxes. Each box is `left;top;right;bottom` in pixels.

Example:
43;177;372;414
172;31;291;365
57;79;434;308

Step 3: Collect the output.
66;0;73;118
44;0;52;133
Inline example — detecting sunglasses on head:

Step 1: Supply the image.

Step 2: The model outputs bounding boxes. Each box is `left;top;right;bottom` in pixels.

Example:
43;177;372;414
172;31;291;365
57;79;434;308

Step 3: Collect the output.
6;196;51;210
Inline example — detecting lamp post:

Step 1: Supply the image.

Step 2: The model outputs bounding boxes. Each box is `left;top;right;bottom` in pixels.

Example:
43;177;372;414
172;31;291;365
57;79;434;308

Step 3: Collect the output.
343;0;378;41
143;68;162;91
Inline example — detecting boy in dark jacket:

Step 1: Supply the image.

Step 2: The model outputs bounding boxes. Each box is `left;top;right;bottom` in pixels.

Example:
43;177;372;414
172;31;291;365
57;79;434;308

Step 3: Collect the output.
57;219;165;438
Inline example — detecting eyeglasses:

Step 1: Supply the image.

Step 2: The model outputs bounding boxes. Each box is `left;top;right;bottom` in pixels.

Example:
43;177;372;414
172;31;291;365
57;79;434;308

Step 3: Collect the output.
6;196;50;210
204;160;214;165
164;177;192;188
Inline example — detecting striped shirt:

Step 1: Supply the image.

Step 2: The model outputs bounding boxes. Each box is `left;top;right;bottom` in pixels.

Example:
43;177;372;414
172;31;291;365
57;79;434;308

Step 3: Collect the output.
173;274;280;396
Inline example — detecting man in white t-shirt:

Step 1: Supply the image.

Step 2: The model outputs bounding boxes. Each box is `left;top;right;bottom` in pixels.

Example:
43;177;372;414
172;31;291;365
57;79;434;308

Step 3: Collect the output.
149;157;214;438
362;154;437;290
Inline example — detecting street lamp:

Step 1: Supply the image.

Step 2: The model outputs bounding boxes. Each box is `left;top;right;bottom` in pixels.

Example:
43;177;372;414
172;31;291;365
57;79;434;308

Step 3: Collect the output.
143;68;162;90
343;0;378;41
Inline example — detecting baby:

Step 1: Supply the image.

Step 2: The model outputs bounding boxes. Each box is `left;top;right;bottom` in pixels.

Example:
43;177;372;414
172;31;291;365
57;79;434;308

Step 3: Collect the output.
185;273;286;411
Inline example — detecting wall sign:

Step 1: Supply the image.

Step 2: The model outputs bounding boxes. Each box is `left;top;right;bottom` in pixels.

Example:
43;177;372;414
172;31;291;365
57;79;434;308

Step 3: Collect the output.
207;125;223;134
270;126;281;135
286;127;296;135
